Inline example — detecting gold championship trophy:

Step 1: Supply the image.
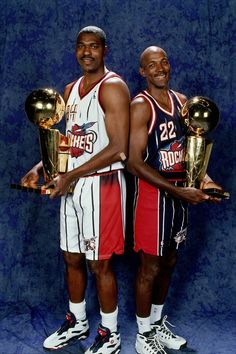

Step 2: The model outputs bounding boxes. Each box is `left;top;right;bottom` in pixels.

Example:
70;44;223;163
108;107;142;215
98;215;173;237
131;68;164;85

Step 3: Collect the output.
11;88;70;195
180;96;229;199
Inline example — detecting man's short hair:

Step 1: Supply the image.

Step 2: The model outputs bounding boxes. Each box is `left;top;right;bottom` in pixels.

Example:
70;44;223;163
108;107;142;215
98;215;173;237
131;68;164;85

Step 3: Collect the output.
77;26;107;46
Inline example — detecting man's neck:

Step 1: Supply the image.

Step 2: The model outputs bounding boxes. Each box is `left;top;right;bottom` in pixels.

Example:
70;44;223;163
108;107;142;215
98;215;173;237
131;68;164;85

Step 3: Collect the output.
148;85;169;99
147;86;171;111
82;67;107;92
83;66;107;81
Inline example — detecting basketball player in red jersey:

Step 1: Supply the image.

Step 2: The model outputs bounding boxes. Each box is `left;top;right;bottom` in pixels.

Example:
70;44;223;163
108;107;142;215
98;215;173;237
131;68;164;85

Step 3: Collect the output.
127;46;221;354
21;26;130;354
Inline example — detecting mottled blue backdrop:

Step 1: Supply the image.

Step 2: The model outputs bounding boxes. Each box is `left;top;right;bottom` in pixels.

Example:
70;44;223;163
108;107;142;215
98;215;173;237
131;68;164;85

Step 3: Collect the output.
0;1;235;353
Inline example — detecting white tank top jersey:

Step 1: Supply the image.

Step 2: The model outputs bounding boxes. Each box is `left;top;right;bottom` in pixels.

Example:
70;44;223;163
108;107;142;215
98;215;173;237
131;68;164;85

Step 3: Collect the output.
65;70;124;174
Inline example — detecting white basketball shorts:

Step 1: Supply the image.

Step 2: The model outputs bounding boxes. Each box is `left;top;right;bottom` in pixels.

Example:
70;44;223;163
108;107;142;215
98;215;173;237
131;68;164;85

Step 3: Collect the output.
60;170;126;260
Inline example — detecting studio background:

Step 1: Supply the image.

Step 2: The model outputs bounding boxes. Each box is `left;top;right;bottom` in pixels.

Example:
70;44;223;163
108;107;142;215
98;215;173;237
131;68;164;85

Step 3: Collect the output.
0;1;235;353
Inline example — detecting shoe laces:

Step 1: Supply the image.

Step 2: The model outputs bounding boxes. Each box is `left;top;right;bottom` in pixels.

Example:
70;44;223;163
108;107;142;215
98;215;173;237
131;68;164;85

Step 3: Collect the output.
158;315;176;339
144;332;166;353
154;336;166;353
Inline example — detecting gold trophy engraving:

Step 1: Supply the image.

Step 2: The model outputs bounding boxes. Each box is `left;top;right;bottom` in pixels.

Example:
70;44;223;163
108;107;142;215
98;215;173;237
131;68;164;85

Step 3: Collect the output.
180;96;229;199
11;88;70;195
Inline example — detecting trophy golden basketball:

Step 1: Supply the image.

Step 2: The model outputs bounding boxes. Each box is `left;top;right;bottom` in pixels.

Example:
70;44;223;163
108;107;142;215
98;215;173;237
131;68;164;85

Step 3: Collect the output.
180;96;229;199
11;88;70;195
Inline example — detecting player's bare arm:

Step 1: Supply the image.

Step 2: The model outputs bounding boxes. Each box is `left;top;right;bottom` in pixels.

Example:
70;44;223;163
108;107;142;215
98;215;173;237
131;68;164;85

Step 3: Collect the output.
127;97;210;205
49;77;130;198
20;161;43;187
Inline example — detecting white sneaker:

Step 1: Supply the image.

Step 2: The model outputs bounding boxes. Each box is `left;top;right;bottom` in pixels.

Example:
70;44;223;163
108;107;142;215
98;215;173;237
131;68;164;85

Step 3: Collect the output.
43;311;89;350
151;315;187;350
85;324;121;354
135;330;167;354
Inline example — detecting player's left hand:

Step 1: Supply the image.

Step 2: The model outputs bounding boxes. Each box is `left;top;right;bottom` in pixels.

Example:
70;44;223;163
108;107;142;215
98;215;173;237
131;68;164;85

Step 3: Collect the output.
200;180;223;204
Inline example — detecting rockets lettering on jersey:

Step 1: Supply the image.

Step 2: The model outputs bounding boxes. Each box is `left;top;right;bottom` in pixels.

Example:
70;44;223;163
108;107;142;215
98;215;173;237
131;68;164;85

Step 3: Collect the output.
67;123;97;158
159;137;185;171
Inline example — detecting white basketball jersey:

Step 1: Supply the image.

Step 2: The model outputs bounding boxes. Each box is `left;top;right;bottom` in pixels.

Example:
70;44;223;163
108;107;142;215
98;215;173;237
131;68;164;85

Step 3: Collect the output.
65;71;124;174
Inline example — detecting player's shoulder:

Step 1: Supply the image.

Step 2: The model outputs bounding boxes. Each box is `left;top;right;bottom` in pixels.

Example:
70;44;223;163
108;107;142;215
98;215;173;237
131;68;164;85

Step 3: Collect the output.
131;92;151;108
63;79;78;102
101;72;130;102
130;93;152;121
102;71;128;89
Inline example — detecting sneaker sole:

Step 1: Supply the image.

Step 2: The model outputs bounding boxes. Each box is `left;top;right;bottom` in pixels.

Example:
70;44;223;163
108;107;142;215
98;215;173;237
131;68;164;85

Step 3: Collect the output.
110;345;121;354
162;340;187;350
43;329;90;351
85;345;121;354
135;343;142;354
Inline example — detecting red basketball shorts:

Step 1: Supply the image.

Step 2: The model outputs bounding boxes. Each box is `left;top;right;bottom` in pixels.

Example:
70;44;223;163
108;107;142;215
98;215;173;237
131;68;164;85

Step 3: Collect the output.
134;179;188;256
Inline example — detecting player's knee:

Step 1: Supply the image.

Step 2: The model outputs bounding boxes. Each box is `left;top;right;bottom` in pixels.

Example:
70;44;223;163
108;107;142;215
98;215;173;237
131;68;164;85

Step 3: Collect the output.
162;251;177;270
139;261;161;282
63;251;85;270
88;259;111;277
139;251;161;279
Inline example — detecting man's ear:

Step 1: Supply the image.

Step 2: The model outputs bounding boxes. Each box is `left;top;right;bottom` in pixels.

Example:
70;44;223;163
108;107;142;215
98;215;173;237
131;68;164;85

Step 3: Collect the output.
139;66;146;77
104;46;108;56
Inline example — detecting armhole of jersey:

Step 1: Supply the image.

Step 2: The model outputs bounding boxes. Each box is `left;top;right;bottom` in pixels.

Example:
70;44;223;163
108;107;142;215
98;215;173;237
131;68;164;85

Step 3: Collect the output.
170;89;184;106
66;80;78;102
98;72;121;113
135;93;157;135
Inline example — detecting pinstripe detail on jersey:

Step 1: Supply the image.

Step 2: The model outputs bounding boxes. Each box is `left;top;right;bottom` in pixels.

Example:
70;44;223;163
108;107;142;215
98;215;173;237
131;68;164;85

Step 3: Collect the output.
63;195;69;251
86;96;93;120
79;179;86;238
160;189;165;256
71;195;81;252
91;180;96;240
118;171;126;238
170;198;175;243
60;194;82;253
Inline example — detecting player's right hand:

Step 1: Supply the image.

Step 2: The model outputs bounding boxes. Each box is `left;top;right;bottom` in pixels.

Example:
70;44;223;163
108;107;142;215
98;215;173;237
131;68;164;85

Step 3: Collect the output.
176;186;210;205
20;164;41;188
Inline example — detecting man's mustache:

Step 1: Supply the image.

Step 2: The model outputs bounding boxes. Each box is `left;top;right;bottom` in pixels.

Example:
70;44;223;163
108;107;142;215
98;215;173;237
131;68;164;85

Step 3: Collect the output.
81;56;94;60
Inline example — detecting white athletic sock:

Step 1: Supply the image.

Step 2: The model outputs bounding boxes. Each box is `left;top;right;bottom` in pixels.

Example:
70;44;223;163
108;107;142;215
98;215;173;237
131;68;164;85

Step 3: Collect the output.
150;304;164;324
100;307;118;333
136;315;151;334
69;299;86;320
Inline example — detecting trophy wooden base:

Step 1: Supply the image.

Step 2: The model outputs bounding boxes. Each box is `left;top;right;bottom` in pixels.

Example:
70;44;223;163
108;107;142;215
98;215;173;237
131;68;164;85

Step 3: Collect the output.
10;183;74;195
203;188;230;199
10;183;52;195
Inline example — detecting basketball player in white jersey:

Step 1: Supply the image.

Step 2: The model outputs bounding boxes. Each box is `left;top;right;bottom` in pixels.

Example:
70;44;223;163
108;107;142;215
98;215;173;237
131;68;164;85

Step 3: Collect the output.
127;46;222;354
21;26;130;354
